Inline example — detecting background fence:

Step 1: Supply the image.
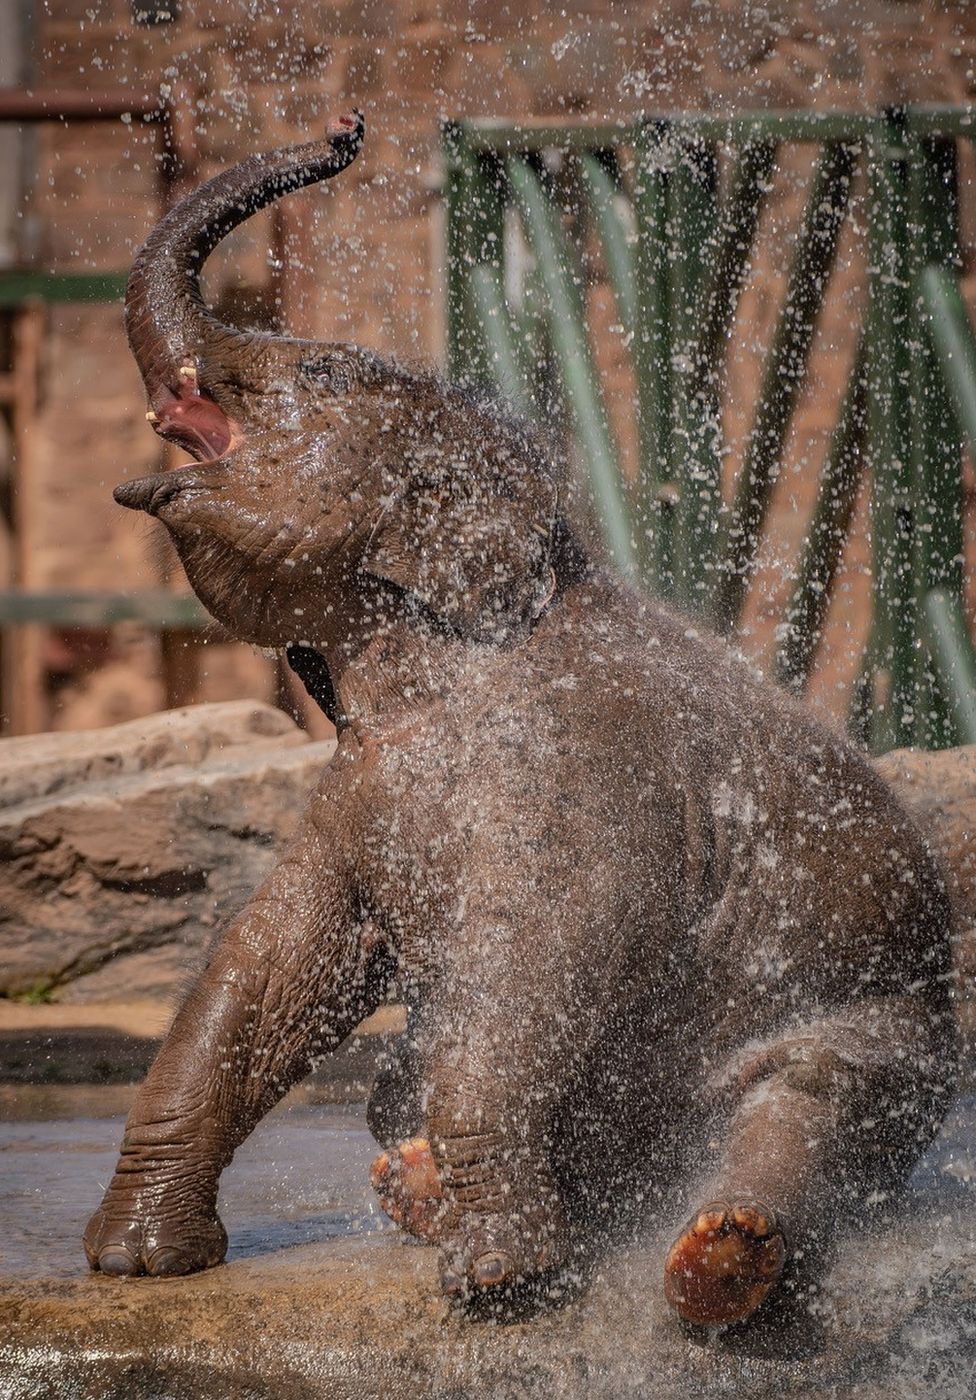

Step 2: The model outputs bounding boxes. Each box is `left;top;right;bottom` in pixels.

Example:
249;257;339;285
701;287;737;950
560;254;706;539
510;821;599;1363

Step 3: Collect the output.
444;107;976;754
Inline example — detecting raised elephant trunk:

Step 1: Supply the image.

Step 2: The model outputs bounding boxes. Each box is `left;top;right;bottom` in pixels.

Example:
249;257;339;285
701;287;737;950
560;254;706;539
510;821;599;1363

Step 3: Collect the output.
125;110;365;459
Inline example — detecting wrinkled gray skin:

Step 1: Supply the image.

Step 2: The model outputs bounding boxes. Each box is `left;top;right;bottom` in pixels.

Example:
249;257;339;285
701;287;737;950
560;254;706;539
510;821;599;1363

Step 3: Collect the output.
85;115;955;1319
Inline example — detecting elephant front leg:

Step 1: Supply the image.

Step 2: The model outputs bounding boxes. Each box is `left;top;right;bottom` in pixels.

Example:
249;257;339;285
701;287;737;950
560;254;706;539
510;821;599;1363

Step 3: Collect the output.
84;824;379;1277
664;994;954;1327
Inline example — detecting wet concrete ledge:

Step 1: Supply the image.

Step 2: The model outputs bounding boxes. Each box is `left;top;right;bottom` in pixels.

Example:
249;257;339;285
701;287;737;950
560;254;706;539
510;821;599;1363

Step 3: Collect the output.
3;1215;976;1400
3;1103;975;1400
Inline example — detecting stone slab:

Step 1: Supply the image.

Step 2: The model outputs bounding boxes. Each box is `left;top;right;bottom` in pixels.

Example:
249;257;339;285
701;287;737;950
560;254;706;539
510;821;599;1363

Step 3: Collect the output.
0;701;307;811
0;702;335;999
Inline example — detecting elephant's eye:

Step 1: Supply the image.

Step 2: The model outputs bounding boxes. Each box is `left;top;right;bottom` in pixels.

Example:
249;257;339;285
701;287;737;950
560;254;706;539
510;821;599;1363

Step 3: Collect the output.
300;356;353;394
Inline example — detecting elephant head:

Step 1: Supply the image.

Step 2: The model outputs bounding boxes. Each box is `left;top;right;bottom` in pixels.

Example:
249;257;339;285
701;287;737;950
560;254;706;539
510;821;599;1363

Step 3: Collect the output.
116;116;564;653
115;396;560;651
125;109;385;461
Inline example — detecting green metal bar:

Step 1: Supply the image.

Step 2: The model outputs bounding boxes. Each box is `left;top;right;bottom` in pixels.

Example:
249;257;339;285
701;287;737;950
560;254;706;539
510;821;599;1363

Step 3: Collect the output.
514;263;567;431
906;106;976;138
847;650;874;750
671;134;719;610
909;137;962;749
668;112;875;145
0;272;128;304
0;590;208;627
508;156;635;575
442;123;506;386
667;111;875;144
463;111;878;151
443;120;475;381
469;265;535;418
922;265;976;456
465;121;644;153
460;110;976;158
633;119;675;593
773;334;868;690
865;115;914;753
711;139;858;632
579;152;637;337
690;138;778;400
922;589;976;745
675;138;777;616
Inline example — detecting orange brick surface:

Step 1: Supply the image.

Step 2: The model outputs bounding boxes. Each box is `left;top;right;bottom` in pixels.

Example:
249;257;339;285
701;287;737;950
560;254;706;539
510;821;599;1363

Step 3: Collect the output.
10;0;976;732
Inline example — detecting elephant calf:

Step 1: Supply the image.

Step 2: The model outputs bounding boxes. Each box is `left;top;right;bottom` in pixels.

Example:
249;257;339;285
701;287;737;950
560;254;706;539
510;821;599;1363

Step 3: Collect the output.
85;113;955;1329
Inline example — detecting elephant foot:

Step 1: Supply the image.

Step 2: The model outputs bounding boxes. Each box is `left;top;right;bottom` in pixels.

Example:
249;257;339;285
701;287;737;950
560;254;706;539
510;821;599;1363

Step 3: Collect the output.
438;1203;569;1298
84;1181;227;1278
664;1201;786;1326
369;1136;457;1243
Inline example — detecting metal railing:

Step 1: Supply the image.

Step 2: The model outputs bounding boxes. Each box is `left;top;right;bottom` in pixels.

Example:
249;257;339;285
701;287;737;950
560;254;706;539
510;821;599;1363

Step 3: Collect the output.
0;87;189;308
443;107;976;752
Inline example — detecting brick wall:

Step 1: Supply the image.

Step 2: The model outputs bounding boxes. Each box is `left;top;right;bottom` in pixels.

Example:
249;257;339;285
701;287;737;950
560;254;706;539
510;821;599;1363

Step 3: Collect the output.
16;0;976;733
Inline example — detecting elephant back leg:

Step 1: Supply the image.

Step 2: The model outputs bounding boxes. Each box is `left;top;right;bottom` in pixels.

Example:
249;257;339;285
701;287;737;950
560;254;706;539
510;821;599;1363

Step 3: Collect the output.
421;908;621;1298
366;1010;464;1243
547;1000;696;1244
664;992;955;1327
368;1002;696;1252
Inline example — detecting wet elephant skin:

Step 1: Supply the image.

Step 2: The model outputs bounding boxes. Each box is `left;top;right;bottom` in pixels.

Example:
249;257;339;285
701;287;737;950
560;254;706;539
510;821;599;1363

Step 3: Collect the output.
86;113;956;1325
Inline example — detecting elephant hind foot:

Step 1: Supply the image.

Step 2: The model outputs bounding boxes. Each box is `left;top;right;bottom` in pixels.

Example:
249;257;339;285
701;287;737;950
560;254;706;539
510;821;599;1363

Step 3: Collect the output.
369;1137;457;1244
664;1201;786;1327
369;1138;571;1300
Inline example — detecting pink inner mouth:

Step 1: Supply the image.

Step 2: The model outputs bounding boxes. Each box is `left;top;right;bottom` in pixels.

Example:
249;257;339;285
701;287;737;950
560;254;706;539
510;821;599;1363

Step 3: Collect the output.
152;387;237;461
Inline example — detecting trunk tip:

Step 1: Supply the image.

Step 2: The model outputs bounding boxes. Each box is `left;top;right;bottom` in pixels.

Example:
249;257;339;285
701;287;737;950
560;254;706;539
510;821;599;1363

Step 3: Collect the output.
326;109;365;150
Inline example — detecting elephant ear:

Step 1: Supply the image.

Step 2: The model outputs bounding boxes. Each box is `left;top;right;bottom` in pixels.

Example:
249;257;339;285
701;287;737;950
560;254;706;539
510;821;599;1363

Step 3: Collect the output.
363;441;558;642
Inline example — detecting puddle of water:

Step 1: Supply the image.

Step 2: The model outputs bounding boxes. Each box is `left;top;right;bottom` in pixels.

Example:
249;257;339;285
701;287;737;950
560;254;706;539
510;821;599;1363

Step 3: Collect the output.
0;1100;391;1280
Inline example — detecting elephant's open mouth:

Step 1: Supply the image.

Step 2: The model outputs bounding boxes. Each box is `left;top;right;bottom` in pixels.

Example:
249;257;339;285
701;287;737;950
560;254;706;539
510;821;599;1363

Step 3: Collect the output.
163;419;232;462
149;385;238;463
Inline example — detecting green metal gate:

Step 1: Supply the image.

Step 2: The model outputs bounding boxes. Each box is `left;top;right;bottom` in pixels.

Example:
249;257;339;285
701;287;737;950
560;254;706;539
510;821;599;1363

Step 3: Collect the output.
443;108;976;753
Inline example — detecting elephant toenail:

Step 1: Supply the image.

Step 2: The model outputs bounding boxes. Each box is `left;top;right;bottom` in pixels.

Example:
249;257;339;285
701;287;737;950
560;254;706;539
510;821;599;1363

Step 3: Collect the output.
97;1245;138;1276
147;1246;186;1276
441;1268;464;1295
473;1252;510;1287
695;1209;726;1235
